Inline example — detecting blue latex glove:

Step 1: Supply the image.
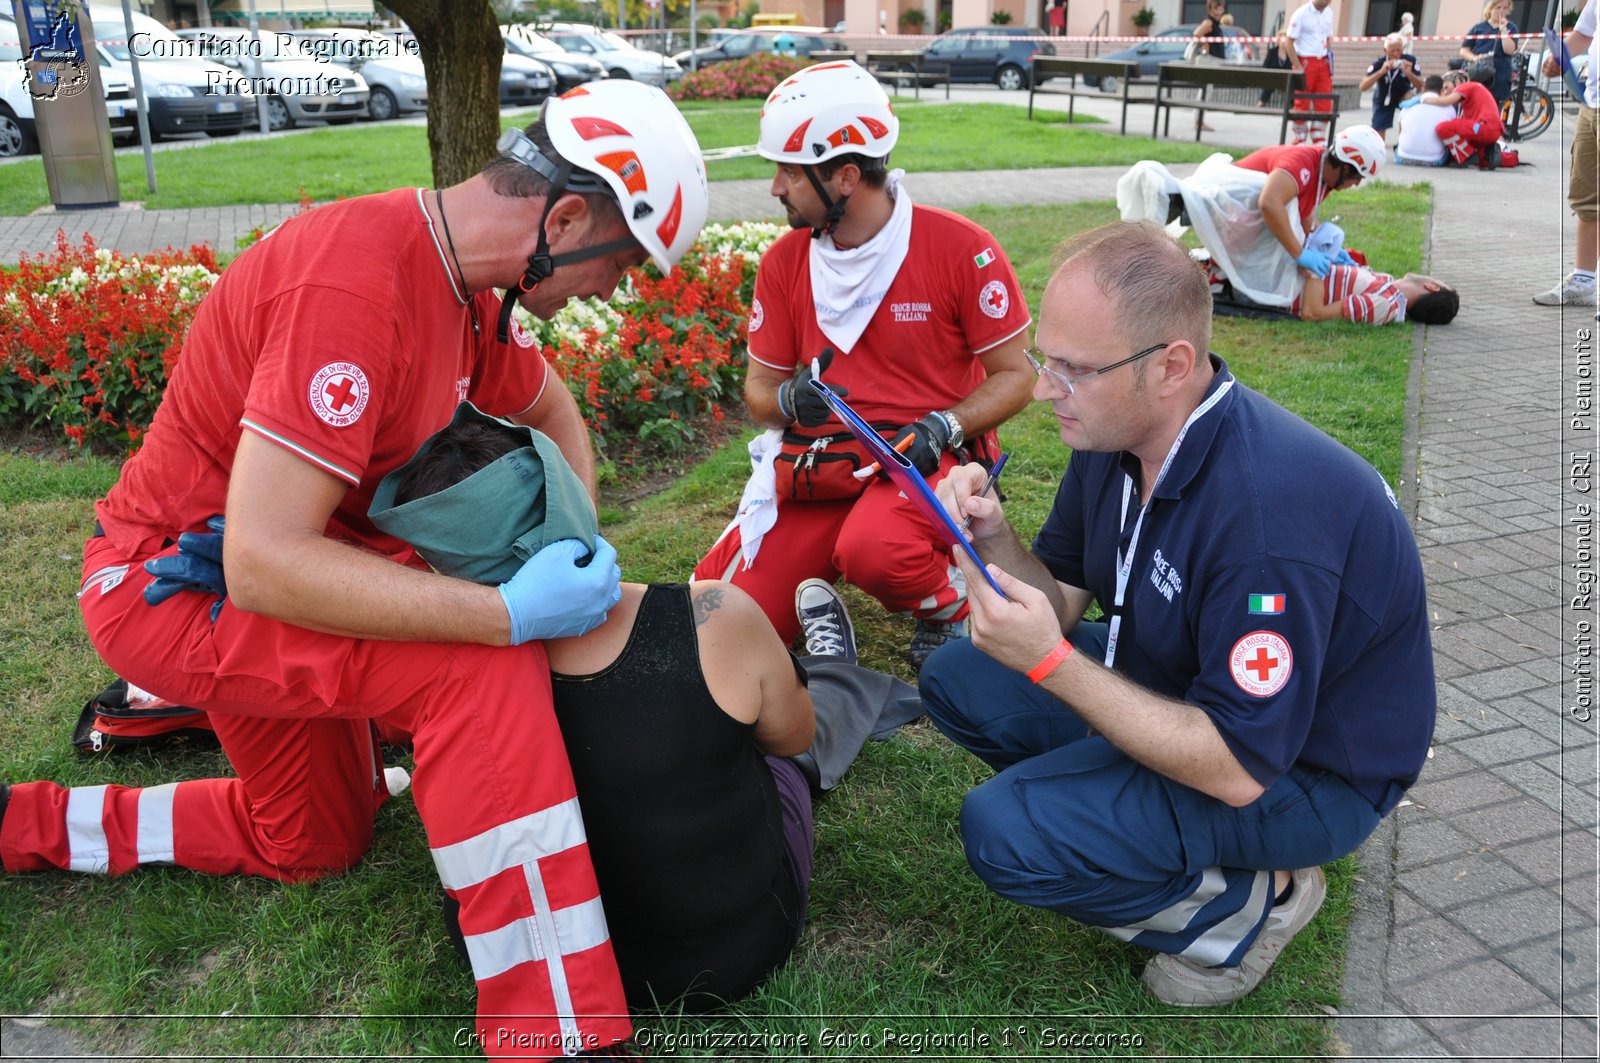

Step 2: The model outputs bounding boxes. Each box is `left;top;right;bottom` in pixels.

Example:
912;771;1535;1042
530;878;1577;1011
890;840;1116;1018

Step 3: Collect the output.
143;515;227;622
1294;248;1333;277
1333;248;1357;266
498;534;622;644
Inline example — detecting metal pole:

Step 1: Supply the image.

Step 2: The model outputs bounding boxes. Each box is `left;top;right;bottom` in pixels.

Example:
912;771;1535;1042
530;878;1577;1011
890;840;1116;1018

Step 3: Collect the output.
247;0;269;134
120;0;156;193
689;0;697;71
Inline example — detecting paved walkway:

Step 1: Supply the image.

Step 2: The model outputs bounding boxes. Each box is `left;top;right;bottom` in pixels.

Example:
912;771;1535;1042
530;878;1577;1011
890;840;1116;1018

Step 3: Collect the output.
2;90;1595;1060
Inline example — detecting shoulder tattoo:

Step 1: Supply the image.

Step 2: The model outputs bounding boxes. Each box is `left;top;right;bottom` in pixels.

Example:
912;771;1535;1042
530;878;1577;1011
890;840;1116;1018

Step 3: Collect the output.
692;587;726;628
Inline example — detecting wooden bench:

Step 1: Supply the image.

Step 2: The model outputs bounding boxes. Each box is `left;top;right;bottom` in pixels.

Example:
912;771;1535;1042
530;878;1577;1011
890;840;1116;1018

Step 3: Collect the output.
1151;64;1339;145
1026;56;1142;135
864;49;950;100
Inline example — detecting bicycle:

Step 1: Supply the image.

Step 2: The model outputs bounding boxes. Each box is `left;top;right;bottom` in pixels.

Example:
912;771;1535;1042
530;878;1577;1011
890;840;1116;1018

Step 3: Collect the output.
1501;51;1553;141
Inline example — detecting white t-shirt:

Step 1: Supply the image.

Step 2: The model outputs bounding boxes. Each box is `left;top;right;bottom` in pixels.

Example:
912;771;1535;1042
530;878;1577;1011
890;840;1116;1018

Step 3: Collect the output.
1396;97;1454;162
1578;0;1598;109
1285;1;1336;59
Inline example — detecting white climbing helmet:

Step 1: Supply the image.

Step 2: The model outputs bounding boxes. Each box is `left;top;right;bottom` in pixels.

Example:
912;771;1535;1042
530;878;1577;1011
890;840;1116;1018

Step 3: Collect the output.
538;80;710;271
757;60;899;167
1331;124;1385;181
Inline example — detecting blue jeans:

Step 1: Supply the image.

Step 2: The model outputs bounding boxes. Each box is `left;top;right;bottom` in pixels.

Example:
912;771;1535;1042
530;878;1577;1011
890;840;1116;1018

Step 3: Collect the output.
918;630;1381;966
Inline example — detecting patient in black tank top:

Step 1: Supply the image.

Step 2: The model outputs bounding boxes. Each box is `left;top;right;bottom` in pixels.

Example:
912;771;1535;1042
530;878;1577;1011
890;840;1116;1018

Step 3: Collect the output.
384;407;913;1015
552;583;805;1009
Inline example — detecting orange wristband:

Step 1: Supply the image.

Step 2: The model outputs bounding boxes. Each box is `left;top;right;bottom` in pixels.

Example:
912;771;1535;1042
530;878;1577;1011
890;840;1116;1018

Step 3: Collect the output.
1026;638;1074;683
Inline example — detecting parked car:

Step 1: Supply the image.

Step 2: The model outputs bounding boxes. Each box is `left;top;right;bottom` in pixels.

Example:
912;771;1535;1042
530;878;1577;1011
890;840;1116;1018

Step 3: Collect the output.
0;11;139;156
919;26;1057;91
539;23;682;86
1084;24;1252;92
670;26;832;70
498;49;557;106
502;28;605;93
285;28;427;121
174;28;369;130
86;5;247;140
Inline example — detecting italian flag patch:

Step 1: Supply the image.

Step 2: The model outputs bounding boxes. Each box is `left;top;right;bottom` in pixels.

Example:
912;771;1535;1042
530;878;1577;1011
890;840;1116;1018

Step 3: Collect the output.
1249;594;1286;615
974;247;995;268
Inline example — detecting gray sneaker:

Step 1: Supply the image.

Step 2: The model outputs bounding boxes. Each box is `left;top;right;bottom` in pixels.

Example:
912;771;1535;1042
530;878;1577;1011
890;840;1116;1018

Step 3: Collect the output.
909;617;968;670
1533;272;1599;307
1140;865;1327;1007
795;578;856;664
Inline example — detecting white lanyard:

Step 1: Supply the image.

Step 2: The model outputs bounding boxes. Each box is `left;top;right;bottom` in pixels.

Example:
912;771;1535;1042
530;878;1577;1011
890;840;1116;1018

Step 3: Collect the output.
1104;379;1235;669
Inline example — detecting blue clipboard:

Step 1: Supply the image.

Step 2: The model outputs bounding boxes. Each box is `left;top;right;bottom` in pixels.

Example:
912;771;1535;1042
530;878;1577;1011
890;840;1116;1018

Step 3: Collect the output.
1546;27;1589;102
808;379;1007;599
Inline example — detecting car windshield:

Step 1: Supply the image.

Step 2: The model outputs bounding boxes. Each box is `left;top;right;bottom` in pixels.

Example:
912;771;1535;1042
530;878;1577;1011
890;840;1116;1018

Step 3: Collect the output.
515;34;565;56
598;31;632;50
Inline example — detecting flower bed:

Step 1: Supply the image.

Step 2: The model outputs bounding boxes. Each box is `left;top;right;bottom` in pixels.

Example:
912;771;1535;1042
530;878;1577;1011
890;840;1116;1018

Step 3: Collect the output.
0;221;783;459
0;233;218;451
516;221;784;456
669;52;813;101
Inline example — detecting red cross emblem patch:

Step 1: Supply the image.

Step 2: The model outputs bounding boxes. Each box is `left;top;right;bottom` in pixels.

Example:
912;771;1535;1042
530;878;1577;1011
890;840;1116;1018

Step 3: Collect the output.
308;361;370;428
979;279;1009;319
1229;630;1293;697
749;297;764;333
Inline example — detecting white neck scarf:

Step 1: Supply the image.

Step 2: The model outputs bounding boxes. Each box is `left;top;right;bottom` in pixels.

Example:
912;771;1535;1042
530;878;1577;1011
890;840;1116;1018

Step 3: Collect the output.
807;169;912;354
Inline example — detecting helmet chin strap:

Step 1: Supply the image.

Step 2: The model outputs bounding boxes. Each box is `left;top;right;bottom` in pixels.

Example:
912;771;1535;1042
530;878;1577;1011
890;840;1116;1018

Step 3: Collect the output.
494;152;638;342
802;165;849;240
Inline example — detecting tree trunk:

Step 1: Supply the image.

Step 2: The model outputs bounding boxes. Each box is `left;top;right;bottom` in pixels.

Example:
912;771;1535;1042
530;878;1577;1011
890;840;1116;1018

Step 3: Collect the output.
385;0;504;188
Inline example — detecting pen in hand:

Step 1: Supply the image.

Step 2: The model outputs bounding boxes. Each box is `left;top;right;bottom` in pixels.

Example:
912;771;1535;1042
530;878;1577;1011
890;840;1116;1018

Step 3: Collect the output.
853;433;918;480
959;452;1009;536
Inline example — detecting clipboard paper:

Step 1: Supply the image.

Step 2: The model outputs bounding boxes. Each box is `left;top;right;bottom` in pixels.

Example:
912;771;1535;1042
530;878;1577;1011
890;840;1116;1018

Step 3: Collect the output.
808;379;1007;599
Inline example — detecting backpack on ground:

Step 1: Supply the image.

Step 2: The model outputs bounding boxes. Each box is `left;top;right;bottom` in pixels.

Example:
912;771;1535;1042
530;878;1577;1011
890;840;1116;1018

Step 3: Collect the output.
72;679;217;754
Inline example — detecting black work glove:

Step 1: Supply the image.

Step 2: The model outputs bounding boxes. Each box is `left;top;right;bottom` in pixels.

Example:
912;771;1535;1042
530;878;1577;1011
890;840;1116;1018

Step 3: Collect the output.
776;348;850;428
142;515;227;623
889;413;953;477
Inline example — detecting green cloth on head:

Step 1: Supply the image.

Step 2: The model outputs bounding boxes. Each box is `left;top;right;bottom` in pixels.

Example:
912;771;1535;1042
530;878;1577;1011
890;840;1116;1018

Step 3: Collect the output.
369;402;598;585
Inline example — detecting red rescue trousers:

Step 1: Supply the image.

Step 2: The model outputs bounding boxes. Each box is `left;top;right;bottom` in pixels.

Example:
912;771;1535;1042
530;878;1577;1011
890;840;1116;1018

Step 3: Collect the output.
1292;57;1334;144
694;452;968;644
1436;116;1504;164
0;534;631;1061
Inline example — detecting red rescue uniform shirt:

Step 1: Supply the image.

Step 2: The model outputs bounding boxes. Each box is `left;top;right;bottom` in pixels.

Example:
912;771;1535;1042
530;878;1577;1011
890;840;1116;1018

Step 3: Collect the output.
1234;144;1328;228
97;188;549;559
1454;80;1504;135
747;204;1031;430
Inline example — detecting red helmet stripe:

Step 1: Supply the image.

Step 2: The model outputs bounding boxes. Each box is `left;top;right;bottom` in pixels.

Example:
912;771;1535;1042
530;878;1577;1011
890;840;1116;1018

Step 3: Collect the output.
559;86;591;99
783;117;813;154
595;150;648;195
655;186;684;252
859;115;889;138
809;62;853;71
571;115;632;141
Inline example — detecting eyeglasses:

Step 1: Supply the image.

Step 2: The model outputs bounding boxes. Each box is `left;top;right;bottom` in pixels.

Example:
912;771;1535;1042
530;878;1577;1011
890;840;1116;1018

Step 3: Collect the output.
1024;342;1171;395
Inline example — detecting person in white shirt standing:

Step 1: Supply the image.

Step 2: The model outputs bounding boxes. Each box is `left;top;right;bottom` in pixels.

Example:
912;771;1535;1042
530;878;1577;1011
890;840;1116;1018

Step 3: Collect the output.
1281;0;1337;146
1533;0;1599;308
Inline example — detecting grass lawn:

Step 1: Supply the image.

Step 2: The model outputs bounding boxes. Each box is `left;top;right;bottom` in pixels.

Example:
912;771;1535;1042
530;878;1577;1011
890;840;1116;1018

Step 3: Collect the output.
0;101;1247;216
0;183;1431;1058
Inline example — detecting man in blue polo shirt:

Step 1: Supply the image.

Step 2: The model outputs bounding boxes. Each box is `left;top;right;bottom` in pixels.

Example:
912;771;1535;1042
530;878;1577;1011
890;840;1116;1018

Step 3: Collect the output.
920;219;1434;1007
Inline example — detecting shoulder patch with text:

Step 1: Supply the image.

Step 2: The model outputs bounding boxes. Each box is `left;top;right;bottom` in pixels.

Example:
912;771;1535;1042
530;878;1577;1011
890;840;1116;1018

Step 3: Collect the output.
1230;630;1293;697
308;362;370;428
979;280;1009;319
